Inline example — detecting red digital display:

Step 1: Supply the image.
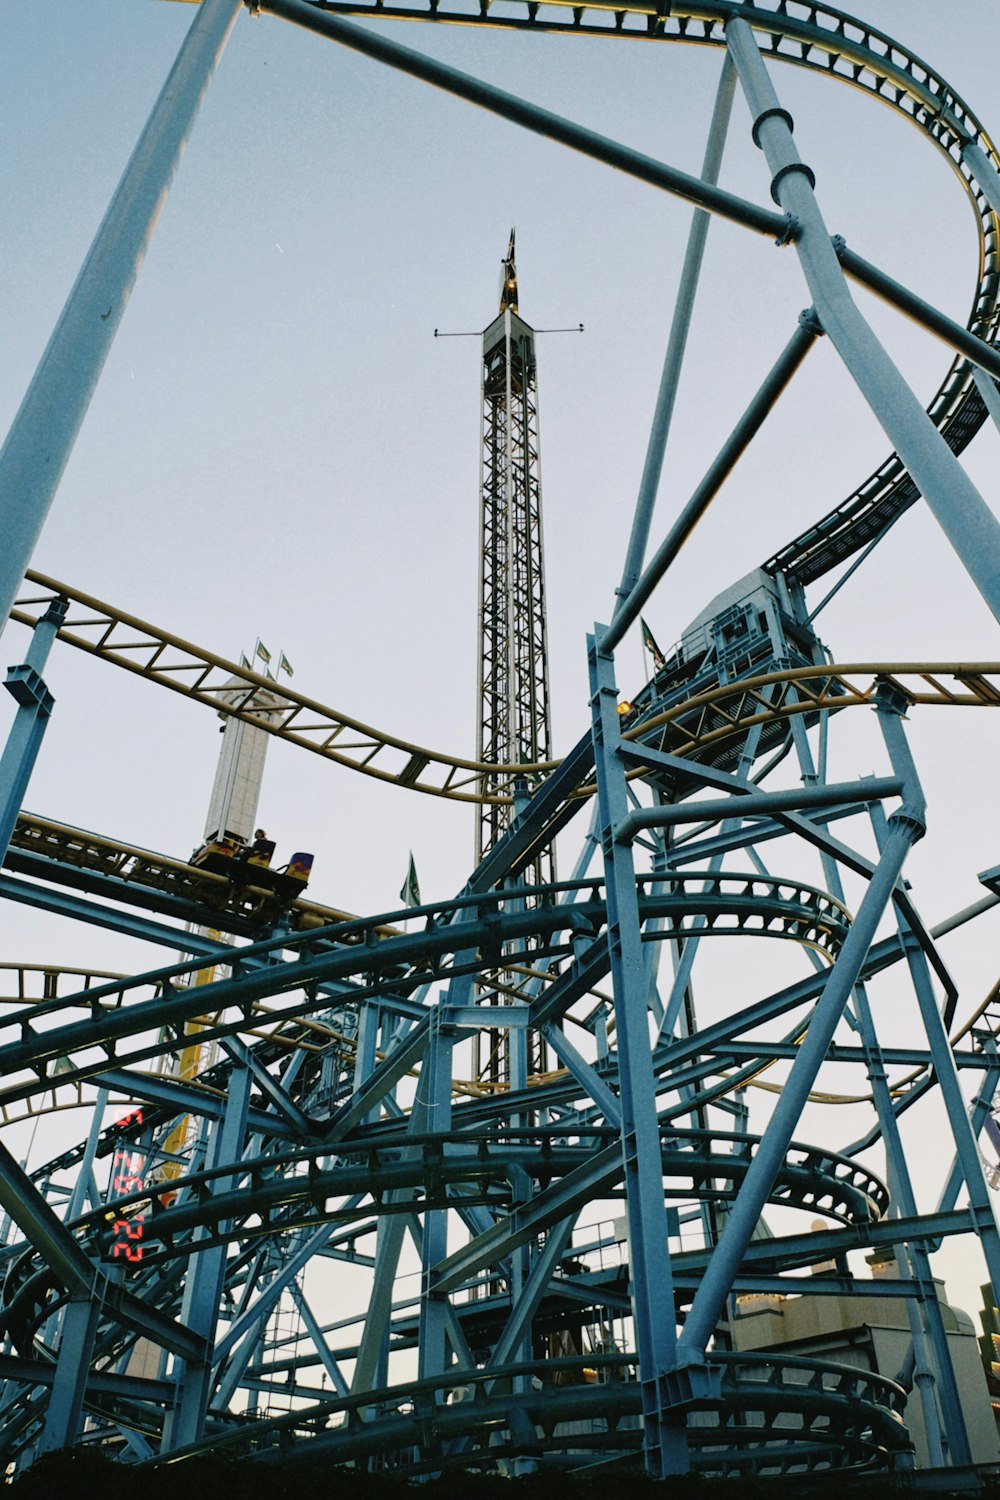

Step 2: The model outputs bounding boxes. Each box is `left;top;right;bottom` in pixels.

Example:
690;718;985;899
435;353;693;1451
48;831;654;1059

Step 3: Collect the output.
105;1117;149;1266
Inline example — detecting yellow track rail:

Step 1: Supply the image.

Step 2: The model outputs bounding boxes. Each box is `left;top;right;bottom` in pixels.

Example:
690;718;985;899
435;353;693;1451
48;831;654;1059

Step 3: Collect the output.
12;573;1000;803
5;811;401;937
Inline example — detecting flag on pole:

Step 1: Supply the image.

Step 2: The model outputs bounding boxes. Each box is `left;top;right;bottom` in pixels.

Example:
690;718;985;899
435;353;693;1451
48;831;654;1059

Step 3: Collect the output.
240;653;251;671
640;617;666;671
279;652;294;679
400;851;421;909
255;639;272;666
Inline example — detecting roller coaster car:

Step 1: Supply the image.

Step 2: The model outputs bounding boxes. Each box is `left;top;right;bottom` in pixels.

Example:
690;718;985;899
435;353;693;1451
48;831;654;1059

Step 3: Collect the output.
190;839;314;908
191;834;265;876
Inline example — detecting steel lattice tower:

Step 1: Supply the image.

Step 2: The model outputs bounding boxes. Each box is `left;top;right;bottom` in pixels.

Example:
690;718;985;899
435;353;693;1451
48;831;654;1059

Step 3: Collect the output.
475;233;554;1082
475;232;553;872
9;3;1000;1483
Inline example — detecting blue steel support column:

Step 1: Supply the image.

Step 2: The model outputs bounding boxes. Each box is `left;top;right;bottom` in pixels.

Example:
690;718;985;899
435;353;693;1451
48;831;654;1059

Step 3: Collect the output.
0;0;241;641
786;710;960;1467
0;599;67;861
37;1296;103;1456
874;703;1000;1308
657;722;767;1045
418;1003;459;1382
260;0;787;241
588;627;694;1478
353;1091;430;1395
678;702;924;1359
163;1060;252;1450
963;142;1000;220
938;1059;1000;1216
616;55;735;607
726;17;1000;626
601;314;820;653
353;1001;381;1127
211;1223;339;1408
973;367;1000;433
41;1086;110;1354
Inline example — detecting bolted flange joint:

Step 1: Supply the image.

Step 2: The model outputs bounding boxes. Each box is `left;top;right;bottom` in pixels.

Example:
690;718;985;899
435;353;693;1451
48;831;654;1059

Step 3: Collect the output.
888;808;926;845
770;159;817;204
774;213;799;246
751;105;794;148
798;306;825;338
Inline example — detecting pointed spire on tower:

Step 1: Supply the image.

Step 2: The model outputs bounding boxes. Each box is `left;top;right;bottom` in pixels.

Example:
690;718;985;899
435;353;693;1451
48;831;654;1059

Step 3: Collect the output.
498;227;518;315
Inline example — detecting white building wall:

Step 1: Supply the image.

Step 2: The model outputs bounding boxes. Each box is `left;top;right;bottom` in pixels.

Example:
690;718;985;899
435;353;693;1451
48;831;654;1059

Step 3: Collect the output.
732;1285;1000;1469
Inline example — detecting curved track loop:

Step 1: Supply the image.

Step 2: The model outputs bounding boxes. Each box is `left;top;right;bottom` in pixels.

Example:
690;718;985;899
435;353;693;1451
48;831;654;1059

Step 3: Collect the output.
61;1126;886;1267
0;1126;890;1454
11;572;537;803
0;781;980;1474
627;661;1000;768
9;571;1000;800
0;871;850;1108
140;1352;910;1479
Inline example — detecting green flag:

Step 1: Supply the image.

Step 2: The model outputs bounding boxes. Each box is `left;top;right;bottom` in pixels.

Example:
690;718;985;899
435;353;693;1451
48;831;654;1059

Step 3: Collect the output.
640;617;665;671
400;851;421;909
255;639;272;666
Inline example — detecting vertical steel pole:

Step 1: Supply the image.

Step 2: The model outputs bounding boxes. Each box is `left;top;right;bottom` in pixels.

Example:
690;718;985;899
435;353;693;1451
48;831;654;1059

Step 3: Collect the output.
37;1296;103;1455
727;17;1000;627
418;1002;459;1381
0;0;241;640
353;1087;432;1395
588;628;692;1477
899;930;1000;1317
616;55;735;609
164;1059;251;1449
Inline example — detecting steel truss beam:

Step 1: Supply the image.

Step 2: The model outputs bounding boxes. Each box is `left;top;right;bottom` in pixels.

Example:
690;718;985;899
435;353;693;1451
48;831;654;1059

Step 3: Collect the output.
4;0;1000;1483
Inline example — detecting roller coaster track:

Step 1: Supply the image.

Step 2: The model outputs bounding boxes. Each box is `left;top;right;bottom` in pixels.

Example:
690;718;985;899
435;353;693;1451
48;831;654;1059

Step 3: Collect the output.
140;1351;911;1479
4;811;390;937
626;661;1000;768
4;777;994;1127
0;1121;890;1448
32;1125;880;1271
0;871;850;1108
11;572;1000;802
6;0;1000;1478
0;841;975;1470
11;572;531;803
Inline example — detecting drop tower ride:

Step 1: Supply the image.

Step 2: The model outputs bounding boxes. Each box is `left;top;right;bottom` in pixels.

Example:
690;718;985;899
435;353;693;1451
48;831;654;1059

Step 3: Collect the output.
475;233;554;873
474;233;555;1080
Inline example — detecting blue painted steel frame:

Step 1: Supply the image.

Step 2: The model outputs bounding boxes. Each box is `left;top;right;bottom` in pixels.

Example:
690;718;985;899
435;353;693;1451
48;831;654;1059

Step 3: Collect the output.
0;601;66;862
589;627;694;1476
1;0;1000;1481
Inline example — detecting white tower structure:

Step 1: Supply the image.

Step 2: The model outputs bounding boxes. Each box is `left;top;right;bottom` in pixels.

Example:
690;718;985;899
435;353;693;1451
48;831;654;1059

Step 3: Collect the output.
204;679;285;845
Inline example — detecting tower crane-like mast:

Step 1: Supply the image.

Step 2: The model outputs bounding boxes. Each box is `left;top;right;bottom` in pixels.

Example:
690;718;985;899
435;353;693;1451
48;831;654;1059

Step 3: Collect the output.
474;231;555;1080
